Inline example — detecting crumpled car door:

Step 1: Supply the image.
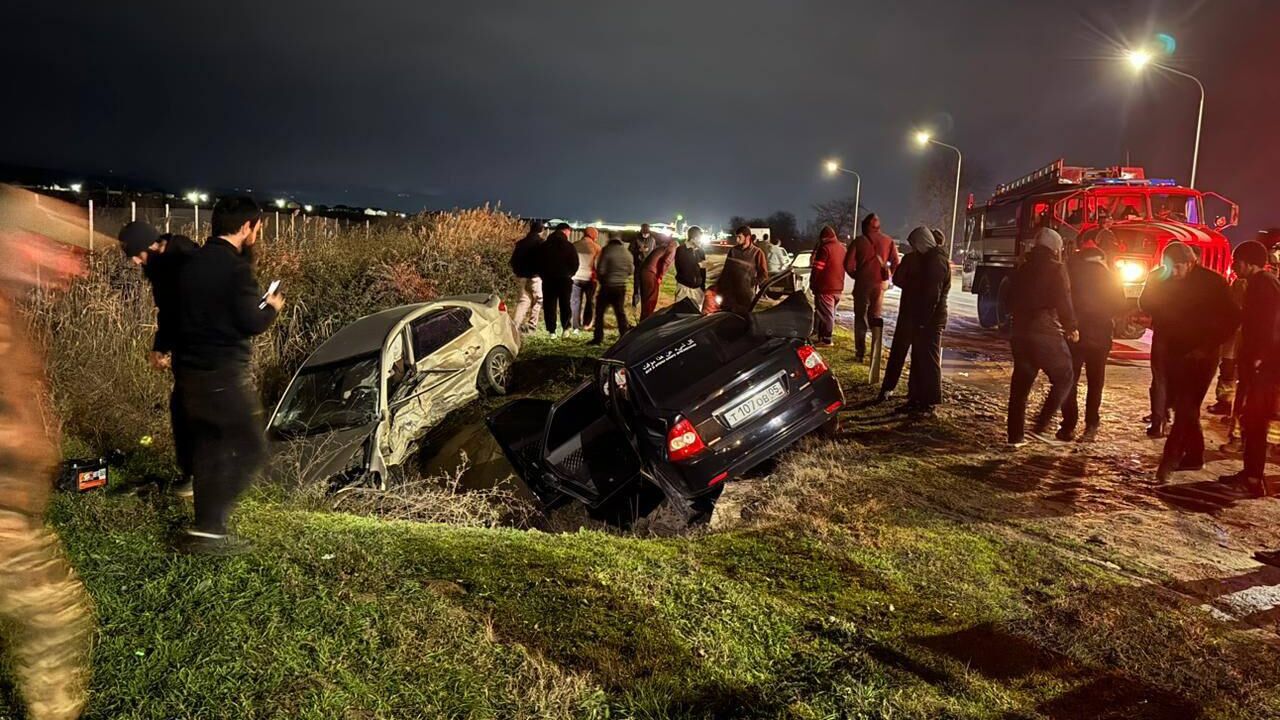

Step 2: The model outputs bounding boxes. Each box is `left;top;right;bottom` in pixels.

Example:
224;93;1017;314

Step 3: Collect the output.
383;318;483;466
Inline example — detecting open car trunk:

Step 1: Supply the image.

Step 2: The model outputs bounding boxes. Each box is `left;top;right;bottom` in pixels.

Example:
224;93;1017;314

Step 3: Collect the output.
487;383;644;508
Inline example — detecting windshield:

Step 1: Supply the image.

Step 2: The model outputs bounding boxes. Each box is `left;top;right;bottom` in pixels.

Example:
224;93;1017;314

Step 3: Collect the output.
271;354;381;437
1096;193;1203;225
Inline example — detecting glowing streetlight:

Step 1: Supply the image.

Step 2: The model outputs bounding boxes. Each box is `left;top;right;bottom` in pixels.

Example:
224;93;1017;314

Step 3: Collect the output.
185;191;201;204
822;159;861;235
69;182;83;193
274;198;287;209
1124;48;1205;187
912;130;963;263
914;131;932;146
304;204;314;213
1126;49;1153;69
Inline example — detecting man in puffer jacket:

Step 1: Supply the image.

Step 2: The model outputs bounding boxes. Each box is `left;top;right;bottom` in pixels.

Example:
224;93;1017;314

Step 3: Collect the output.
809;225;846;346
534;223;580;336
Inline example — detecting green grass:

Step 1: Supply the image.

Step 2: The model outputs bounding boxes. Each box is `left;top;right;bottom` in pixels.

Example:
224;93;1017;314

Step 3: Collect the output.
8;308;1280;719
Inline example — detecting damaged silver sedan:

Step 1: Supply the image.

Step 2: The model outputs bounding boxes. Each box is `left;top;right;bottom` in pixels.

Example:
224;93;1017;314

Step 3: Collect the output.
267;294;519;489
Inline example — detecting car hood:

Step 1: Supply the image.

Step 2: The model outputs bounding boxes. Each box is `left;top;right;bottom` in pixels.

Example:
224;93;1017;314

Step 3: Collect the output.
268;421;377;487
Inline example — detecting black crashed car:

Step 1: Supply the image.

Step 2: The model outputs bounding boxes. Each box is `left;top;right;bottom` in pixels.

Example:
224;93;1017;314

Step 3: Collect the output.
487;278;844;526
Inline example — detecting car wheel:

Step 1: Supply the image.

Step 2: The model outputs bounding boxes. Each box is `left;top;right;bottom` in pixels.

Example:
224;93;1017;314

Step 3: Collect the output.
478;346;514;395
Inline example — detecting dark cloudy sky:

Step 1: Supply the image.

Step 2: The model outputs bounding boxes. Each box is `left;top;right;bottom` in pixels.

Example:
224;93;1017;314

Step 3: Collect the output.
2;0;1276;236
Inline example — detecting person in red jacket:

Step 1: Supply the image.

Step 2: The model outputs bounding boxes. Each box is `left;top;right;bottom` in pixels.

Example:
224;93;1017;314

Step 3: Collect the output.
639;237;677;320
810;225;847;346
844;213;899;362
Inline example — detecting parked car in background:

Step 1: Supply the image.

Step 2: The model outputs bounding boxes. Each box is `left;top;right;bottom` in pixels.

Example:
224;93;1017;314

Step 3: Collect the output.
489;274;843;529
267;294;518;489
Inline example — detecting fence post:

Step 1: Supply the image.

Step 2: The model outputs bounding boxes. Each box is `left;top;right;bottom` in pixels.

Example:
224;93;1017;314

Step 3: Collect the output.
164;203;171;233
290;213;295;238
275;211;280;242
87;199;94;252
194;203;199;238
365;219;369;239
130;200;136;222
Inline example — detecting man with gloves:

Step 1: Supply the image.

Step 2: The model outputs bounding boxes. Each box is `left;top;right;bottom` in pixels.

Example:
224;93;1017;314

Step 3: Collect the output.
1005;227;1078;446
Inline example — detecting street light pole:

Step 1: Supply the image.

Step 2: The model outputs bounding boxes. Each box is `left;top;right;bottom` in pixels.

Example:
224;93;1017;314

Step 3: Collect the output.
823;160;862;234
917;135;963;262
1126;51;1206;189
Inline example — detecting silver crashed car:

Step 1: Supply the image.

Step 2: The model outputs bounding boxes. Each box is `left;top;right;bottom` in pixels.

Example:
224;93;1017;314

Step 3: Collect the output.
267;294;519;489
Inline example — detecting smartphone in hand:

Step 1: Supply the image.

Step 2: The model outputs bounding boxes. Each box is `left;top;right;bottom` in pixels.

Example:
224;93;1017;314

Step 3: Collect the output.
259;279;282;310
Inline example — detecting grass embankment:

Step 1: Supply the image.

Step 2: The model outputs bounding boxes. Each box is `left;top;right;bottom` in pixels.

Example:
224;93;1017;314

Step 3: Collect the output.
4;331;1278;719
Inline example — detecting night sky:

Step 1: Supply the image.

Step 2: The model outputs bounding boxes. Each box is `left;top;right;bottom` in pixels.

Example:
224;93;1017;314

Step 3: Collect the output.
3;0;1276;237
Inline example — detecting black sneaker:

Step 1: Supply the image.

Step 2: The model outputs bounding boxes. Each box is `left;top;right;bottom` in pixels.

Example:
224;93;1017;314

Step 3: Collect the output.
1055;428;1075;442
178;531;253;556
1079;426;1099;443
1176;458;1204;472
1207;400;1232;415
1146;423;1167;439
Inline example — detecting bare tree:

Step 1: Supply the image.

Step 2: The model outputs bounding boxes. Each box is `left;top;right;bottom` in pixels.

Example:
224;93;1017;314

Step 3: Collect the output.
811;196;863;239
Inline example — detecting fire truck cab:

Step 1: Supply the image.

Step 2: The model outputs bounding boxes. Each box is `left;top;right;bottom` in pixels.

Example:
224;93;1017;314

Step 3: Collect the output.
961;159;1237;338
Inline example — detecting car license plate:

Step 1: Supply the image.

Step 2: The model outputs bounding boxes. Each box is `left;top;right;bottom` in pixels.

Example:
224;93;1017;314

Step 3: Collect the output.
722;380;787;429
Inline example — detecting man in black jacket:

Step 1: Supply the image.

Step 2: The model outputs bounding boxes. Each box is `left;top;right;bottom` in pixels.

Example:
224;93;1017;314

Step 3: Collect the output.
535;223;579;336
1219;240;1279;495
674;226;707;309
1006;228;1079;445
509;221;544;333
591;232;635;345
629;223;656;309
118;221;200;494
1058;247;1127;442
878;226;949;412
174;197;282;553
1140;242;1240;482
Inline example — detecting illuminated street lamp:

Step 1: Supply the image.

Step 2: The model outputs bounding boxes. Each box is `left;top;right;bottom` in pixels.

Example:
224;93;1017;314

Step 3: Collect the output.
1125;48;1205;188
822;159;861;234
912;130;963;262
304;204;314;213
275;198;287;209
69;182;83;193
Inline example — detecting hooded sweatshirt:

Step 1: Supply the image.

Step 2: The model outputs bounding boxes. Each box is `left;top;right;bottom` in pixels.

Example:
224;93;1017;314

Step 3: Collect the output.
1006;228;1077;339
510;230;543;279
534;229;579;281
1067;250;1127;349
810;227;848;294
845;225;900;286
572;231;601;283
893;227;951;328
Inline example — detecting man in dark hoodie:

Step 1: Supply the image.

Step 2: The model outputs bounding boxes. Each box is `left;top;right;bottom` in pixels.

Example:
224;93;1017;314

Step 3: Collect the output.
878;226;949;412
535;223;580;336
630;223;656;310
845;213;899;362
591;232;635;345
810;225;846;346
1006;228;1078;446
1057;246;1127;442
1219;240;1280;495
1140;242;1240;481
175;196;282;554
117;220;199;494
509;220;545;333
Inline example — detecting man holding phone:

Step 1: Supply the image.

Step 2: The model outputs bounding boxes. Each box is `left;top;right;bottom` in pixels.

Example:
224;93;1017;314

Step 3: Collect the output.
174;196;283;554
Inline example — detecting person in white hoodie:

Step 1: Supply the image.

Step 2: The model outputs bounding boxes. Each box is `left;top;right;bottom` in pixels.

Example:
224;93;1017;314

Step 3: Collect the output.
570;226;601;331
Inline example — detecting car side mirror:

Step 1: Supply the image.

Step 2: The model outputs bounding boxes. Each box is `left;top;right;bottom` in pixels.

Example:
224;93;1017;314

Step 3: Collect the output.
1215;216;1227;229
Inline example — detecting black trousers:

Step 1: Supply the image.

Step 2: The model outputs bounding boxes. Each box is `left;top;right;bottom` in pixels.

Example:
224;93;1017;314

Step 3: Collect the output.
1159;350;1219;469
169;383;195;481
1008;333;1074;442
1149;332;1171;426
881;321;943;406
176;365;267;535
593;284;631;343
542;277;573;333
1061;342;1109;433
1242;368;1278;479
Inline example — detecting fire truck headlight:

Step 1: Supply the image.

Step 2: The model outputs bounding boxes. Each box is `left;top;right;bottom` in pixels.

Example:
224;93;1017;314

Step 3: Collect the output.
1115;259;1147;284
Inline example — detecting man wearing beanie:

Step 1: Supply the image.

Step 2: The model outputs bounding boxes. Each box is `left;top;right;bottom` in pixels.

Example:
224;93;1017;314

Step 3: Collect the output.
1220;240;1280;495
810;225;846;346
570;226;601;331
1140;241;1239;482
845;213;899;362
1005;227;1077;445
117;220;199;495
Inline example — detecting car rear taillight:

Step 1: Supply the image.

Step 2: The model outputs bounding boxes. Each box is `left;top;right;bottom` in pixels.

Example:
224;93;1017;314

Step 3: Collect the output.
796;345;829;381
667;417;706;462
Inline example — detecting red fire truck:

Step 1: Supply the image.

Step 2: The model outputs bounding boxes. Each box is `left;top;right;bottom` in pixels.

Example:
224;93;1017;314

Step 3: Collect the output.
961;159;1238;338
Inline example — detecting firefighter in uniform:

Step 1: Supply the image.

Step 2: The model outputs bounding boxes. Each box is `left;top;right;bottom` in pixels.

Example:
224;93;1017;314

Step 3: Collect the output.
0;218;93;719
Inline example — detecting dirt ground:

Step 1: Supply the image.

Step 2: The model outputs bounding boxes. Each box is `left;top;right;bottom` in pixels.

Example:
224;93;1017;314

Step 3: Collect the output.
862;277;1280;638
